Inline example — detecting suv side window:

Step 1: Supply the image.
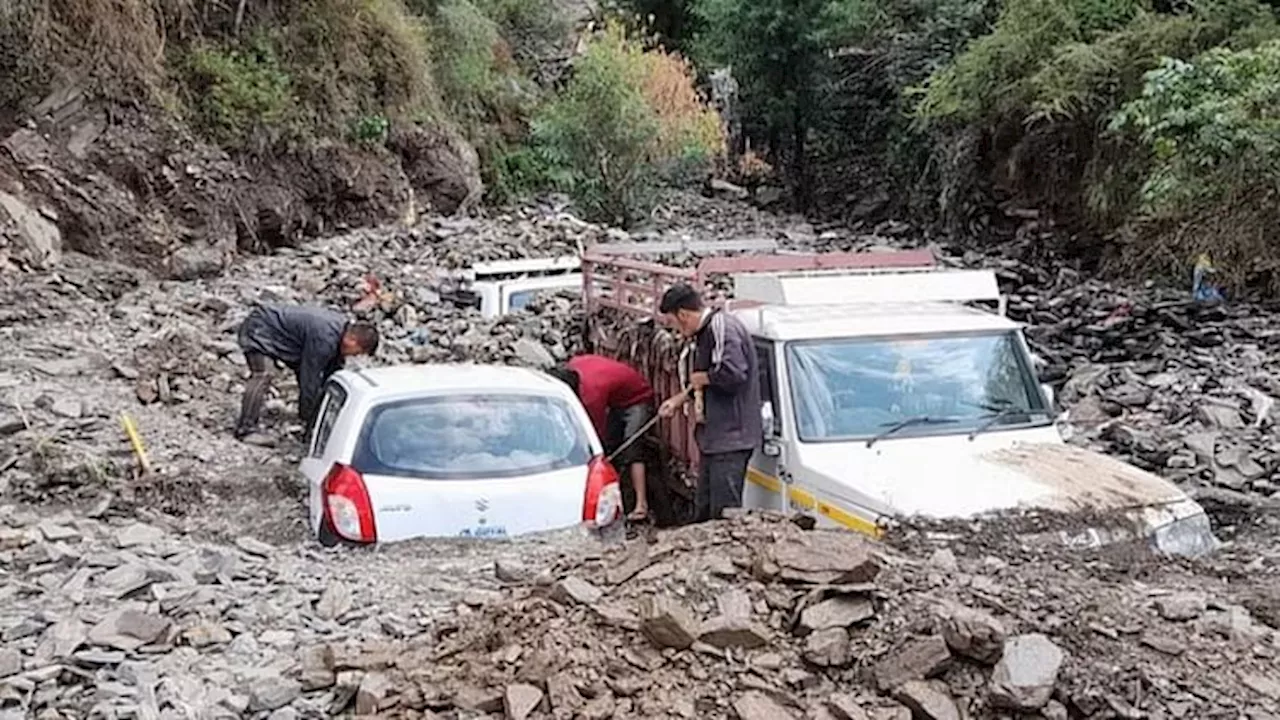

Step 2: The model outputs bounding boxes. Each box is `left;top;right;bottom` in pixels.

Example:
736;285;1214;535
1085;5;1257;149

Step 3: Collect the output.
755;341;780;433
310;382;348;458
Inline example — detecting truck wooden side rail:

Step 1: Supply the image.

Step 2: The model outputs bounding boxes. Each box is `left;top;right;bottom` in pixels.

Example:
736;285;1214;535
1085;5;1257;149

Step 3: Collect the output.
580;247;938;525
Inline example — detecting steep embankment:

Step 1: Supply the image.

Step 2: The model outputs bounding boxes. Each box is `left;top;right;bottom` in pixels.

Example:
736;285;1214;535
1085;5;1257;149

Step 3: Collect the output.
0;0;595;276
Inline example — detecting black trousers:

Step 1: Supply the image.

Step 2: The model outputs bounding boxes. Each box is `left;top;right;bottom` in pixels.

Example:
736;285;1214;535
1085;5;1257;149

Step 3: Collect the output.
694;449;752;522
234;351;274;437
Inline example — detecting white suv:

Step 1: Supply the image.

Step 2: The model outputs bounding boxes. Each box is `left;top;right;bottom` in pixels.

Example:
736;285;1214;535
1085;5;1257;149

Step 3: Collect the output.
299;364;623;545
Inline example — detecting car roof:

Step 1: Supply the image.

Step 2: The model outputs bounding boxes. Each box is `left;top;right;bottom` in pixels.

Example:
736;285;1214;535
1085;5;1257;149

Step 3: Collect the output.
334;363;570;399
734;301;1020;341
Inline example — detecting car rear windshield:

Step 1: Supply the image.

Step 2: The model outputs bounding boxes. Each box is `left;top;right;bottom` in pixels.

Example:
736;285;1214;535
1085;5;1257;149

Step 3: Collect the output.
352;393;591;480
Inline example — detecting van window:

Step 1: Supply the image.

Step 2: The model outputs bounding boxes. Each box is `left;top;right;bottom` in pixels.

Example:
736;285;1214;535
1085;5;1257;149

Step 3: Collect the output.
786;332;1049;442
311;382;347;458
353;394;591;480
507;290;537;312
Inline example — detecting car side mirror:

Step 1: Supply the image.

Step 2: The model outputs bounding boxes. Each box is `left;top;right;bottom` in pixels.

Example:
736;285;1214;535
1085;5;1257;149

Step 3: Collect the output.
761;401;777;438
1041;383;1056;409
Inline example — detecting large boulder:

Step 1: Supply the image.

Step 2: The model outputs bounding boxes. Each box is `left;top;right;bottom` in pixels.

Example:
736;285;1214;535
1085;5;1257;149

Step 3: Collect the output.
0;186;62;270
391;124;482;216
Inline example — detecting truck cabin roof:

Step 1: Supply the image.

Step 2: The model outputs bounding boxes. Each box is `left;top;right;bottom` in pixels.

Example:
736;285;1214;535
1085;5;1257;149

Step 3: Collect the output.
731;300;1021;342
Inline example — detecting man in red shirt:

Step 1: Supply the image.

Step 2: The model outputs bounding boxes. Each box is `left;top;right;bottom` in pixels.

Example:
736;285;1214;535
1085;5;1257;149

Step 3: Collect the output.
548;355;656;521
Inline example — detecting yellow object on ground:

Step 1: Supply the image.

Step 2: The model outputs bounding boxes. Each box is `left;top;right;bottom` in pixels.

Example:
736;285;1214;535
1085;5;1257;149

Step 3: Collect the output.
120;413;152;474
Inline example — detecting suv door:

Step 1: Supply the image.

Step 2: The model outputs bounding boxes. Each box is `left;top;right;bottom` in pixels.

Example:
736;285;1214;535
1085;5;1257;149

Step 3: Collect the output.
745;340;785;511
300;380;349;534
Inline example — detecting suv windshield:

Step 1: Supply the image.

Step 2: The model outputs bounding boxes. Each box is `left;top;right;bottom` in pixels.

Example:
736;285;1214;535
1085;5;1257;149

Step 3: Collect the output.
786;332;1049;442
353;394;591;479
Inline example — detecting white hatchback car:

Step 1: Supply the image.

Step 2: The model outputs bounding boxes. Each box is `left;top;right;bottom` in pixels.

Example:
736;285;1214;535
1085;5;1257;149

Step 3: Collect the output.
299;364;623;545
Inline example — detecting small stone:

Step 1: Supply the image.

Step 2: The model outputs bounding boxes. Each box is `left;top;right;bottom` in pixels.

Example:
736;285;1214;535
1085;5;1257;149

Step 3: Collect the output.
896;681;961;720
182;622;232;648
315;581;353;620
826;694;870;720
1156;593;1207;621
248;675;302;712
267;709;299;720
936;603;1007;663
800;596;875;633
455;686;504;713
115;523;164;548
235;536;275;557
551;576;602;606
88;609;171;651
874;635;951;691
547;672;583;713
0;648;20;678
35;618;87;661
733;691;798;720
640;596;700;650
1140;631;1185;656
495;558;531;583
988;634;1066;710
356;672;392;715
38;521;80;542
698;616;769;649
504;683;544;720
513;337;555;368
50;397;83;419
927;548;958;572
805;627;852;667
1242;673;1280;701
299;645;337;691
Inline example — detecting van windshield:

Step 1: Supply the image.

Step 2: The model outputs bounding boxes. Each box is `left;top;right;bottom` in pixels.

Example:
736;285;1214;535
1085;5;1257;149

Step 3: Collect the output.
353;394;591;479
786;332;1049;442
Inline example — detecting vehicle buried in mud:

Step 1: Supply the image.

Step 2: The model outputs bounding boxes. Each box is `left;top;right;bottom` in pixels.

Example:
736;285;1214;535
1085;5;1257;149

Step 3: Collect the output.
298;364;623;546
581;247;1219;558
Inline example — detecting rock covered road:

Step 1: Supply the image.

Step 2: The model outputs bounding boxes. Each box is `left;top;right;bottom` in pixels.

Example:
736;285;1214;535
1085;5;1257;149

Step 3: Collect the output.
1;194;1279;718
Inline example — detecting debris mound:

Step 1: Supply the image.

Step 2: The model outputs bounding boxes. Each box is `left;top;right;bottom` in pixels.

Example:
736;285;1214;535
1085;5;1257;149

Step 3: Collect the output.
324;512;1280;718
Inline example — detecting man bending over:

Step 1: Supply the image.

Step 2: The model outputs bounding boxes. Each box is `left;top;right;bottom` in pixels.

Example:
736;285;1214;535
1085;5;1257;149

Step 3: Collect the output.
234;303;379;440
548;355;655;522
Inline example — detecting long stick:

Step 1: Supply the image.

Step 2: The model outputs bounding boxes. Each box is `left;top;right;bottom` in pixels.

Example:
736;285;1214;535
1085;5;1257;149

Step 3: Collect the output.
606;386;691;464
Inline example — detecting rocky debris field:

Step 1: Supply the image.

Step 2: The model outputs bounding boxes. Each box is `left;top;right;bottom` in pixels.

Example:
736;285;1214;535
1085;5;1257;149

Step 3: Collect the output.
3;191;1280;718
1;508;1277;719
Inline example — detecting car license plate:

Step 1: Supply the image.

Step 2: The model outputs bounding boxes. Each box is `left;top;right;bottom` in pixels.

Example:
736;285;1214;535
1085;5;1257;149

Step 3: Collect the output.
459;525;508;538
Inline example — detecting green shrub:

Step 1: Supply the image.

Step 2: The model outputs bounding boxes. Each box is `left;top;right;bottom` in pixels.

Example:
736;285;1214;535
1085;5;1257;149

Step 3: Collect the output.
183;36;295;145
524;24;724;225
530;25;663;224
1111;40;1280;215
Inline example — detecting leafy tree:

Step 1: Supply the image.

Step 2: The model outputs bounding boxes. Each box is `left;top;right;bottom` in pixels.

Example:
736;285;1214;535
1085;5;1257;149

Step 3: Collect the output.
693;0;841;209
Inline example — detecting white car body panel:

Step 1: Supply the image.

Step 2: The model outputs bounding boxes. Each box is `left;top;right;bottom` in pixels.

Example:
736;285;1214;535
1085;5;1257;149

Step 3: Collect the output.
299;364;604;544
362;465;588;542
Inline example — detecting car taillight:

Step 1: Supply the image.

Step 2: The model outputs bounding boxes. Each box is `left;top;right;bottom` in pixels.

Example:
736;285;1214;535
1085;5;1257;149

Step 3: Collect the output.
322;463;377;543
583;455;621;529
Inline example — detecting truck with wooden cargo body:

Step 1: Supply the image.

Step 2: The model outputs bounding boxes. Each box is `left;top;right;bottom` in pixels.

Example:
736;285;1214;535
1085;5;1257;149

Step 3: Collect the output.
579;248;1218;557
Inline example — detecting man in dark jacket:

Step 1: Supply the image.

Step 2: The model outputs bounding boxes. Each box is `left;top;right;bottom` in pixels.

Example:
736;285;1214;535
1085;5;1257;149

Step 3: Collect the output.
657;284;761;522
233;303;380;439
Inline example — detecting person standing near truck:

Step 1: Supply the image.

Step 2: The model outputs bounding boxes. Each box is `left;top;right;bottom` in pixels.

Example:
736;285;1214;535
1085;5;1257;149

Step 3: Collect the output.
547;355;656;522
657;283;762;522
233;303;380;440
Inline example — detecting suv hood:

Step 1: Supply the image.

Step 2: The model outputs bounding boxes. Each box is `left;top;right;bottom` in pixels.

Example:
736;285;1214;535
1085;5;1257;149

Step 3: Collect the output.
798;439;1217;557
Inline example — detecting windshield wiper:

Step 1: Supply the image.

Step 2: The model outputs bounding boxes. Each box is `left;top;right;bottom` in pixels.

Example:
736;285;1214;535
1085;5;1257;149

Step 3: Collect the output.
867;416;959;448
967;404;1033;441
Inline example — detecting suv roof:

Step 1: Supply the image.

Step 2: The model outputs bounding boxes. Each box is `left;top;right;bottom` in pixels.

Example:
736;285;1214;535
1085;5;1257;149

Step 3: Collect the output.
335;364;568;398
736;301;1020;341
